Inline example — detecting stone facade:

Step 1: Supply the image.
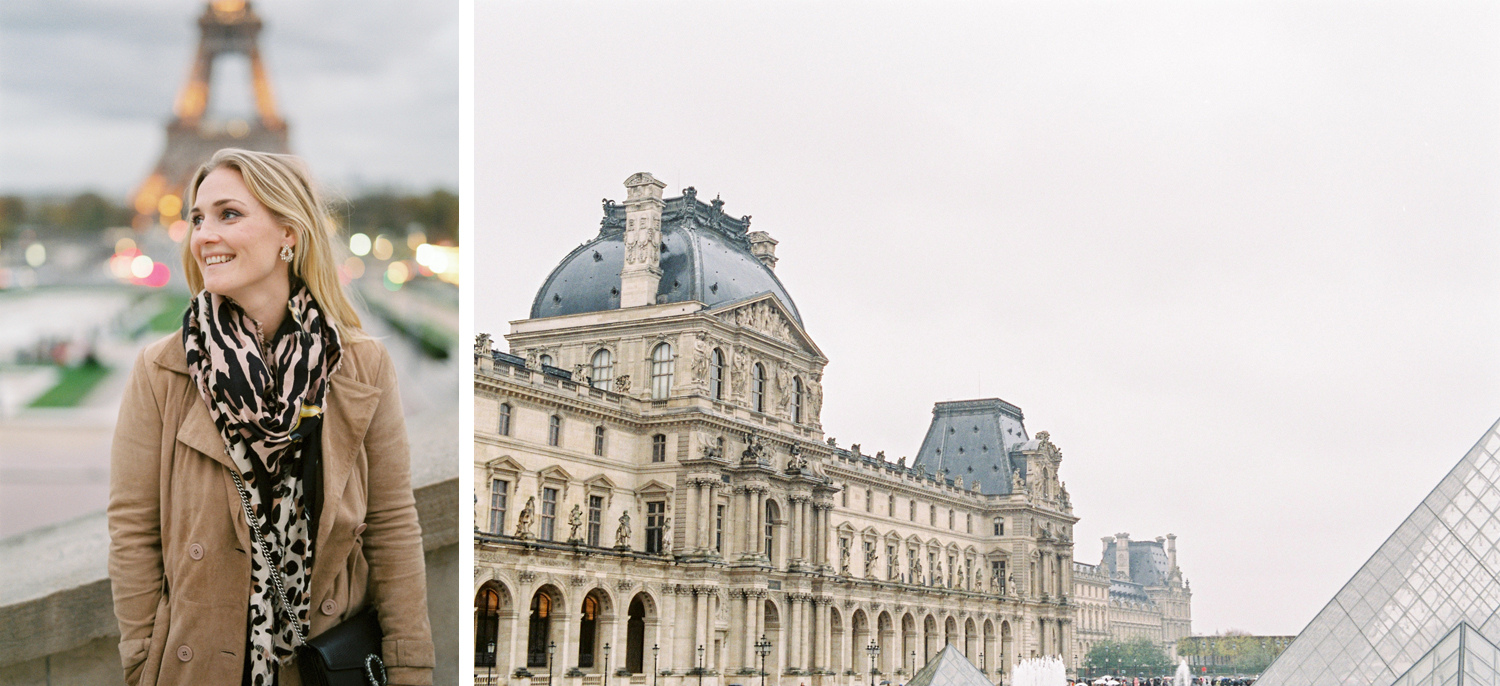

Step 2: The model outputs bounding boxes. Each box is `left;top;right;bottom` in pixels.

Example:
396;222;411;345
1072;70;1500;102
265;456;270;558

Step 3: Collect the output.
1069;535;1194;672
473;174;1082;686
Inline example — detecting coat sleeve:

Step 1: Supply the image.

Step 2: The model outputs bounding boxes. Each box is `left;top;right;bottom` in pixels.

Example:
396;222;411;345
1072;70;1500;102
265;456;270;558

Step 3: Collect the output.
359;341;435;686
108;349;167;686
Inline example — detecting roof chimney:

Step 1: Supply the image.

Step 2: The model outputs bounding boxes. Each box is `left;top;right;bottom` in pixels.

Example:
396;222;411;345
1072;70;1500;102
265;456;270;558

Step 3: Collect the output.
747;231;778;270
1167;533;1178;572
1114;533;1132;581
619;172;667;308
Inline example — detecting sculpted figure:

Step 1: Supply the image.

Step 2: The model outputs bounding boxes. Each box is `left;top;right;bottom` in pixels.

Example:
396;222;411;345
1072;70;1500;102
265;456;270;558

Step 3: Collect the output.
661;514;673;553
572;364;589;384
525;350;541;371
690;333;710;387
474;332;492;355
568;504;583;542
806;375;823;422
515;496;536;539
731;347;749;399
615;511;631;548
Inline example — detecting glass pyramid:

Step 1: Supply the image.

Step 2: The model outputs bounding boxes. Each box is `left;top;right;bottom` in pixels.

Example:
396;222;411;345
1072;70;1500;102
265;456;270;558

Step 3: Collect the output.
1389;622;1500;686
906;644;991;686
1257;418;1500;686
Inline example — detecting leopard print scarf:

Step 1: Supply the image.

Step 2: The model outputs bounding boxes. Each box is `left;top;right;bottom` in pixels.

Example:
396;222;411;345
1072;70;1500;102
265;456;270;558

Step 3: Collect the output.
183;284;342;685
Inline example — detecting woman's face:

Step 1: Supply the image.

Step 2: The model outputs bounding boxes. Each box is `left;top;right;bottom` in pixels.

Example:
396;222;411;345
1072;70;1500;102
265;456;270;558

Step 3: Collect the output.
189;166;295;306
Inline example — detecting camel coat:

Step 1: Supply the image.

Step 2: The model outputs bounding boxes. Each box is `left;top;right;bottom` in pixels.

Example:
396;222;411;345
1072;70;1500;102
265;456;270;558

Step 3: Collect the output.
108;332;434;686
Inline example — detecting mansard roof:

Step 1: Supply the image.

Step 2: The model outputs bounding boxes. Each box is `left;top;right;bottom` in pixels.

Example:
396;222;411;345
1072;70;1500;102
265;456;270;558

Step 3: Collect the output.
530;187;803;324
1103;539;1173;588
912;399;1029;496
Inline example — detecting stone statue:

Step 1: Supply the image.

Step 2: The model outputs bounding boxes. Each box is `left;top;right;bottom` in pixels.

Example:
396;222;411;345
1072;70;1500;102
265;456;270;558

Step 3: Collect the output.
572;364;589;385
701;436;724;460
568;504;583;542
1009;573;1022;598
911;554;922;581
991;570;1002;594
896;456;906;468
806;375;823;422
515;496;536;539
865;544;877;578
661;513;673;553
1012;469;1026;492
785;443;807;474
934;559;944;587
742;432;769;465
613;374;631;393
615;511;632;548
840;545;851;576
474;332;492;356
774;364;793;414
731;347;749;399
690;333;710;387
525;350;541;371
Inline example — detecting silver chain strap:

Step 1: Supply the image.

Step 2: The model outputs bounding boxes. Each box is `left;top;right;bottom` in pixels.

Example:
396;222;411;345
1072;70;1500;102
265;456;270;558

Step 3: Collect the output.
229;469;309;647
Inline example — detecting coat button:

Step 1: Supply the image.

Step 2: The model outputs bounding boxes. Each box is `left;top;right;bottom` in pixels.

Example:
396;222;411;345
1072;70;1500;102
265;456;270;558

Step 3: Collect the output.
188;543;204;560
353;523;367;535
177;645;193;662
321;599;338;615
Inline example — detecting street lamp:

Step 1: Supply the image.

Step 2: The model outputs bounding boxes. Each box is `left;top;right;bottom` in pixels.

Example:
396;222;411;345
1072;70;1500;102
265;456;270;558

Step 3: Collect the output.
866;640;881;686
653;644;660;686
698;644;706;686
979;652;985;674
486;642;496;685
604;643;612;686
755;635;773;686
548;641;557;686
910;650;916;674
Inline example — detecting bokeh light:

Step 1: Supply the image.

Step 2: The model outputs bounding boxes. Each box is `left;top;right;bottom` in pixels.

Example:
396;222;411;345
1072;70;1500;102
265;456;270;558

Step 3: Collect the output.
372;235;393;261
386;261;409;285
406;231;426;250
349;233;371;257
131;255;155;279
115;237;137;255
157;194;182;219
24;243;45;267
169;220;191;243
343;256;366;279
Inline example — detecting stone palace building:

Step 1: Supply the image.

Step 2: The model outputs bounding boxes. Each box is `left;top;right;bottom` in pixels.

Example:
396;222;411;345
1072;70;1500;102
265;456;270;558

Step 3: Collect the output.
474;173;1186;685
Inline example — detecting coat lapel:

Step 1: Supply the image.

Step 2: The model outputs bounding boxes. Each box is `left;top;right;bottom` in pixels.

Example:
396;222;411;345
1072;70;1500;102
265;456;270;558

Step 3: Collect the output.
315;371;382;548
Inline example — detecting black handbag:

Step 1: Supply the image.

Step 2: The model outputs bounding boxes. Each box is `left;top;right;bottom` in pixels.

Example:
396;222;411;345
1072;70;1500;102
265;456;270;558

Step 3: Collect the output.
231;470;387;686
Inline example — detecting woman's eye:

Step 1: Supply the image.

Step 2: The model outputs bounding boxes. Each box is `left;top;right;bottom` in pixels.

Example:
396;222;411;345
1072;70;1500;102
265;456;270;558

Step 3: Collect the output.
221;208;241;220
190;215;203;227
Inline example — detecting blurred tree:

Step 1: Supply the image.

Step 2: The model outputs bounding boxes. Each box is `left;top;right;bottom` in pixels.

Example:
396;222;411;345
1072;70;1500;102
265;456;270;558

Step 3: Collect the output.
341;189;458;245
0;196;24;246
1085;637;1173;676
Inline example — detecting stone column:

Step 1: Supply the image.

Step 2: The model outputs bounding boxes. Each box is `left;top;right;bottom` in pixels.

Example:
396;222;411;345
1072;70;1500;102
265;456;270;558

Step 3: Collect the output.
755;490;767;557
696;588;711;665
788;498;800;564
741;592;755;668
799;500;811;562
787;595;801;669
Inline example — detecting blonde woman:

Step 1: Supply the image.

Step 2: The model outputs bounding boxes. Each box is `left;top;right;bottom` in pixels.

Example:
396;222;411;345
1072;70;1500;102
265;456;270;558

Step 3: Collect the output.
109;149;433;685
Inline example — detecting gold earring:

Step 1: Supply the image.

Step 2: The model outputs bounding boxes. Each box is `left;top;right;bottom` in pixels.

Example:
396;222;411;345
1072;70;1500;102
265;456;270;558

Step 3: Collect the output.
280;245;294;263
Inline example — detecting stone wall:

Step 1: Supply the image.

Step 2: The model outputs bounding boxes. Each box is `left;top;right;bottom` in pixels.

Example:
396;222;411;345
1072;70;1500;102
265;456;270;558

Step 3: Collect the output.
0;410;458;686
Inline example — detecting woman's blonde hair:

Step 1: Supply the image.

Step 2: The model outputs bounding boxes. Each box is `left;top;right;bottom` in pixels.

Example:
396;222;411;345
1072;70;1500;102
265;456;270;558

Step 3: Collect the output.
182;148;365;339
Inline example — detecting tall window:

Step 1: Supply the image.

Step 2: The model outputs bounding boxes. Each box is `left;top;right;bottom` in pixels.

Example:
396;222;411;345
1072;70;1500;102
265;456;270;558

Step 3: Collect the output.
650;343;673;400
476;588;501;666
498;402;511;436
489;479;508;534
910;499;917;522
863;540;875;575
887;544;897;579
929;504;936;526
709;348;725;400
994;518;1004;536
548;415;560;447
865;488;873;512
793;376;803;423
645;501;665;553
948;509;954;529
888;494;895;517
966;513;973;533
591;349;613;390
715;504;724;552
540;487;558;541
842;487;849;508
765;501;776;560
651;434;666;462
587;495;603;547
993;561;1007;593
594;425;606;456
751;363;766;412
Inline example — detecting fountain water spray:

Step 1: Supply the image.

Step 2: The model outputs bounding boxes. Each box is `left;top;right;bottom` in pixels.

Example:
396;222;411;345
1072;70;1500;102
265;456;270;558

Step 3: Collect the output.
1010;655;1066;686
1174;658;1191;686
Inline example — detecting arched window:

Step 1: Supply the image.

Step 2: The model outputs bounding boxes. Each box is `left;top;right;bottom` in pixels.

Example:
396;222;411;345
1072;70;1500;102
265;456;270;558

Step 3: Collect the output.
498;402;511;436
793;376;803;423
752;363;766;413
475;587;501;666
548;415;561;447
526;592;552;667
593;425;606;456
709;348;725;400
651;343;673;400
591;349;613;390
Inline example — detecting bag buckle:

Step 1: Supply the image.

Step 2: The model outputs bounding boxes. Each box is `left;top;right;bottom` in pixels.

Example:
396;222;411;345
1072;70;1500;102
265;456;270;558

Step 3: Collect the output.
365;654;387;685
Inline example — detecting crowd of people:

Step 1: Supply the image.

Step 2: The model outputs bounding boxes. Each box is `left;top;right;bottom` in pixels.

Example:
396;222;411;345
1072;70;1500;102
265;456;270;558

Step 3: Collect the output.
1065;676;1256;686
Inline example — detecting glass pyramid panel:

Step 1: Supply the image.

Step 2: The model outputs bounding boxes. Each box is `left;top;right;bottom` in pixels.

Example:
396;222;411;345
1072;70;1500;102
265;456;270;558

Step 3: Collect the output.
1388;623;1500;686
905;644;990;686
1258;418;1500;686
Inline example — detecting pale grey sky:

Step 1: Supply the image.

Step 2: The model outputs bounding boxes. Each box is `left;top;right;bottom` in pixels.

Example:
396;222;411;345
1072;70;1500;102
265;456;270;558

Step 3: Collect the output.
475;1;1500;637
0;0;458;196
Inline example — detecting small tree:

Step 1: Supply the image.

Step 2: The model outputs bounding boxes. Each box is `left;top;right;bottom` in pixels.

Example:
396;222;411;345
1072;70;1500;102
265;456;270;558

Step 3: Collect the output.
1085;638;1172;677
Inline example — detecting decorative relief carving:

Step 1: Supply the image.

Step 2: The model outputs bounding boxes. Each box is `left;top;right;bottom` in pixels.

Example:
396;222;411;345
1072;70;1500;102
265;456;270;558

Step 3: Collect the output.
475;333;492;356
730;346;749;402
719;301;793;344
519;570;538;583
742;432;770;466
613;374;631;393
690;333;710;390
617;579;635;592
806;373;823;423
570;575;588;587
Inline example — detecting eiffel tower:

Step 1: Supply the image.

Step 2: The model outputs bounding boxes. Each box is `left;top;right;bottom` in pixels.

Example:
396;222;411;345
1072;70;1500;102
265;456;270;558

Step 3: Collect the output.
132;0;290;232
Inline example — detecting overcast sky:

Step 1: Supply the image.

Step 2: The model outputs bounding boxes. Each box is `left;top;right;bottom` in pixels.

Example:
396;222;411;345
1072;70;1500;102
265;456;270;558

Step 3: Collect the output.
0;0;457;197
475;1;1500;637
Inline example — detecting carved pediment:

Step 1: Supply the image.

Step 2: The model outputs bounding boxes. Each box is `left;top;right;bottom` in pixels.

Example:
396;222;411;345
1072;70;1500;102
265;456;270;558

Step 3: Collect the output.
711;294;825;359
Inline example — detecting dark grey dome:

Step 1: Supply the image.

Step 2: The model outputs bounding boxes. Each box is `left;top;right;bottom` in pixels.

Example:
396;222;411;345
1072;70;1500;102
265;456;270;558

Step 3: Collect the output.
531;188;803;324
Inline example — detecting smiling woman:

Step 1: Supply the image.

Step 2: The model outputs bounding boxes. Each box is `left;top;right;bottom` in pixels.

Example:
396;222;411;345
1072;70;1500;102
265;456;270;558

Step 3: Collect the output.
108;149;435;686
